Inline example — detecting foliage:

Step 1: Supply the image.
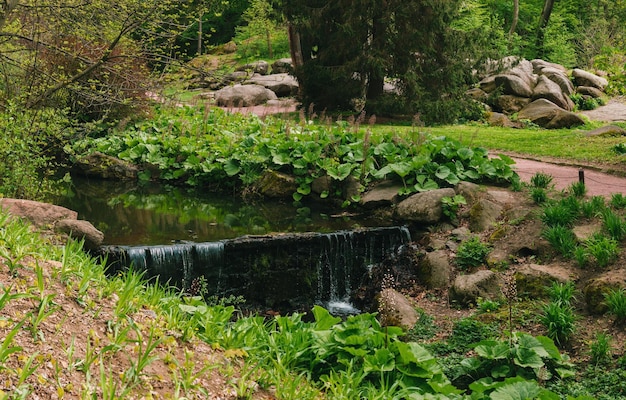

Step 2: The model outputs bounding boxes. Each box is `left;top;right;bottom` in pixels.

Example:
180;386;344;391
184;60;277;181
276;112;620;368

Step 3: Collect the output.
234;0;289;60
581;234;619;268
530;172;554;189
541;198;579;227
455;236;492;270
405;311;438;342
531;187;548;204
441;194;467;222
604;288;626;324
601;209;626;241
67;105;518;201
547;281;576;306
610;193;626;209
568;181;587;198
454;331;574;392
541;297;577;347
589;333;612;366
542;225;577;258
448;318;498;353
0;105;72;200
570;93;602;111
581;196;606;218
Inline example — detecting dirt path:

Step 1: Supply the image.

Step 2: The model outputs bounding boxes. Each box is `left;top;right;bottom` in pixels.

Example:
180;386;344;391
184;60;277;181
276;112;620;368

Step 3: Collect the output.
580;97;626;122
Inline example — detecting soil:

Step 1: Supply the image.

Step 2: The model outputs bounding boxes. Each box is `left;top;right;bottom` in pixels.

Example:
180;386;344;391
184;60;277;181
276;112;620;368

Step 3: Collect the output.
3;100;626;398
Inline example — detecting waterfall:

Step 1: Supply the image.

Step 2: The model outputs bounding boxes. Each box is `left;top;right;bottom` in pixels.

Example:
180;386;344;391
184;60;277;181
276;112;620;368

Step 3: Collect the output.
109;226;411;313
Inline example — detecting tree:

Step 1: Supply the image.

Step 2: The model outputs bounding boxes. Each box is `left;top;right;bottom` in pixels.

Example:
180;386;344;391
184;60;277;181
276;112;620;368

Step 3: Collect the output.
536;0;556;57
282;0;500;122
0;0;204;121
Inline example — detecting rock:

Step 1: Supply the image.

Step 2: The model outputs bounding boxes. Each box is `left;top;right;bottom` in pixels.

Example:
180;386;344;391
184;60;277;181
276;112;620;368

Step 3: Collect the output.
517;99;585;129
252;170;297;198
224;71;249;83
375;288;420;329
214;84;278;107
394;188;456;224
73;151;138;180
494;95;531;114
449;270;502;306
479;75;497;93
469;198;503;232
584;125;626;137
0;199;77;227
466;87;488;102
455;181;484;205
572;68;608;91
360;181;403;208
584;270;626;314
532;75;574;111
572;222;602;241
246;73;299;97
507;60;536;89
311;175;332;195
577;86;604;99
514;263;577;299
343;176;362;201
236;60;269;75
222;41;237;54
271;58;293;74
531;59;568;74
541;67;575;96
418;250;452;289
487;112;521;128
494;74;534;98
451;227;472;242
54;219;104;250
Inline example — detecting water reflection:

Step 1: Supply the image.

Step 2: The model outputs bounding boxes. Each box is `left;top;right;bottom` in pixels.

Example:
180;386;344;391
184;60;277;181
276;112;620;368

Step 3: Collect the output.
57;177;385;245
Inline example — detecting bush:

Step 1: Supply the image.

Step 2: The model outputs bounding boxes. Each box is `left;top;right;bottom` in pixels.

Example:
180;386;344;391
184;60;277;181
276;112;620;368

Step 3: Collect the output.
530;172;554;189
542;225;577;258
604;288;626;324
455;236;492;270
541;301;576;347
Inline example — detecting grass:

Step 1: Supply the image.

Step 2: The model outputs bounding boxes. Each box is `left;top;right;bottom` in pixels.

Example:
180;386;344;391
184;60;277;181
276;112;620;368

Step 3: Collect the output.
371;122;626;166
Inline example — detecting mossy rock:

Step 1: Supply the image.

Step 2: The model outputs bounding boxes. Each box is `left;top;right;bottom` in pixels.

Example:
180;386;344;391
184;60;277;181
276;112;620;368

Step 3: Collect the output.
584;270;626;315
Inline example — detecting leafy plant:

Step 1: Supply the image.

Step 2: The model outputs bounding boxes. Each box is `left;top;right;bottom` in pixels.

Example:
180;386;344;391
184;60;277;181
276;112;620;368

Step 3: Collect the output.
589;333;612;366
542;225;578;258
604;288;626;325
441;194;467;222
582;234;619;268
541;200;578;227
601;209;626;241
612;143;626;155
456;236;492;270
581;196;606;218
610;193;626;209
547;281;576;305
541;301;576;347
530;187;548;204
569;181;587;198
477;298;501;314
530;172;554;189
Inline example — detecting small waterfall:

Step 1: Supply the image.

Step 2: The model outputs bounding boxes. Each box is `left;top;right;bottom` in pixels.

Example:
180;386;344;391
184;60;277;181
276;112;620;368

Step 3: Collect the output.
316;226;411;315
108;226;411;313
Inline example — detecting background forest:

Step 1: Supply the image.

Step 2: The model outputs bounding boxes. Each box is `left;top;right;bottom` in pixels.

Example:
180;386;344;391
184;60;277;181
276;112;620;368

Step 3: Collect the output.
0;0;625;199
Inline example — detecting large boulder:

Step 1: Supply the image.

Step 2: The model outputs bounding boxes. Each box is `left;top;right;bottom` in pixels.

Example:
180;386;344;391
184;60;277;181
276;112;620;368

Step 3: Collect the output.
214;84;278;107
514;263;576;299
449;270;502;306
252;170;297;198
417;250;453;289
0;199;77;227
494;74;534;98
531;59;567;74
577;86;604;99
73;151;138;180
517;99;585;128
246;73;299;97
495;95;531;114
541;67;575;96
572;68;608;91
54;219;104;250
236;60;269;75
394;188;456;224
584;270;626;314
532;75;574;111
271;58;293;74
375;288;420;329
360;181;404;209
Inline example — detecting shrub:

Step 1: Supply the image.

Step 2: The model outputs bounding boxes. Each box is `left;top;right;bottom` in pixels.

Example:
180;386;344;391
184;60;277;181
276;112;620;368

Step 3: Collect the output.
541;301;576;347
602;209;626;241
604;288;626;325
547;281;576;305
530;172;553;189
542;225;577;257
589;333;612;366
541;200;578;227
583;234;619;268
568;181;587;198
456;236;492;270
610;193;626;209
582;196;606;218
531;187;547;204
448;318;497;352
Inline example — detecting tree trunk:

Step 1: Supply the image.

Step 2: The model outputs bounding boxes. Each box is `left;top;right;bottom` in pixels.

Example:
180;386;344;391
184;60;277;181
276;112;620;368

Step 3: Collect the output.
536;0;556;57
508;0;519;38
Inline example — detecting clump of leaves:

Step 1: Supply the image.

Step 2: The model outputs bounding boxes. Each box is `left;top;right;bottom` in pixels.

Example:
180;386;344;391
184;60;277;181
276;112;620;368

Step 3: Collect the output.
441;194;466;222
541;199;579;227
610;193;626;209
541;301;576;347
455;236;492;270
568;181;587;198
542;225;577;258
601;209;626;241
547;281;576;305
530;187;548;204
581;196;606;218
612;143;626;155
581;234;619;268
530;172;554;189
604;288;626;325
589;333;612;366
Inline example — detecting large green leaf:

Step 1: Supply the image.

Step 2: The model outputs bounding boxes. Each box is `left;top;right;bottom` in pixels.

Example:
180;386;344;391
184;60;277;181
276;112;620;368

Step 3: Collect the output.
475;340;510;360
363;348;395;373
223;159;241;176
311;305;341;330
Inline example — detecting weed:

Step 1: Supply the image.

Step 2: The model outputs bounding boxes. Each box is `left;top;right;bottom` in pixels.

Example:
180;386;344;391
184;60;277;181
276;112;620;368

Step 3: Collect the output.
604;288;626;325
602;209;626;241
449;318;498;352
476;297;501;313
405;310;438;341
583;234;619;268
568;181;587;198
456;236;492;270
542;225;577;257
582;196;606;218
541;301;576;347
610;193;626;209
541;200;578;227
441;194;467;222
547;281;576;305
573;246;588;267
530;172;554;189
589;333;612;366
612;143;626;155
123;324;163;385
530;187;548;204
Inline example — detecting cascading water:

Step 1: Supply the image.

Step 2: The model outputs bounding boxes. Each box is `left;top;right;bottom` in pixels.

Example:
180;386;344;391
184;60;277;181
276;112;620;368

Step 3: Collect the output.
106;226;411;314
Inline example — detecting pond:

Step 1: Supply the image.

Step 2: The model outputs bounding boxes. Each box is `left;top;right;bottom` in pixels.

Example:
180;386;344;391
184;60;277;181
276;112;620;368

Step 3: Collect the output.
58;177;391;246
